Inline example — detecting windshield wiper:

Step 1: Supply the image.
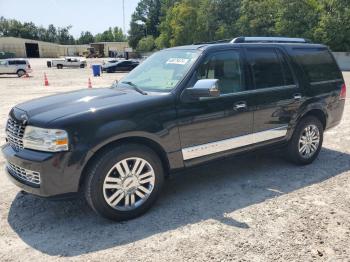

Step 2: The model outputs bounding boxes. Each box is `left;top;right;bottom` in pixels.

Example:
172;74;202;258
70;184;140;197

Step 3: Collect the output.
121;81;147;95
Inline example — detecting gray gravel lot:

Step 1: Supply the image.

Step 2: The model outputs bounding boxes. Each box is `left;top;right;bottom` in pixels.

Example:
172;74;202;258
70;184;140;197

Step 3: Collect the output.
0;59;349;261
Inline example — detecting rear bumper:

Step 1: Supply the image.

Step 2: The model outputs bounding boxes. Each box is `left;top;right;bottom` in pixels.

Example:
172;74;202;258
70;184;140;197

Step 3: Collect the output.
1;143;81;197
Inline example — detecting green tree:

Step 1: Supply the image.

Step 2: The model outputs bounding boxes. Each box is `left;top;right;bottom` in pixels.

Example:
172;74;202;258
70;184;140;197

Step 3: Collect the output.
57;26;75;44
45;24;58;43
77;31;95;44
314;0;350;51
128;0;161;49
237;0;279;36
136;35;156;51
156;0;198;48
95;27;115;42
113;26;126;41
275;0;321;39
212;0;241;39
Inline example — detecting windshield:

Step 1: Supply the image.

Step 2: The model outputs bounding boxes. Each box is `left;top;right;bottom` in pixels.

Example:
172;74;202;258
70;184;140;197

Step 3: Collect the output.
117;49;200;92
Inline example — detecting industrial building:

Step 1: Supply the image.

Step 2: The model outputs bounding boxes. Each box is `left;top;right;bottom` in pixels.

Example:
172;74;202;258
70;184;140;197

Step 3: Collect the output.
0;37;130;58
90;42;130;57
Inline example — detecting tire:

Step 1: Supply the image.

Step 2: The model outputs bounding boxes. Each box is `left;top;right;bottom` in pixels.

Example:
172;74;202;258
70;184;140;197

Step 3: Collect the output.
57;64;63;69
17;69;25;77
286;116;324;165
80;64;85;68
84;144;164;221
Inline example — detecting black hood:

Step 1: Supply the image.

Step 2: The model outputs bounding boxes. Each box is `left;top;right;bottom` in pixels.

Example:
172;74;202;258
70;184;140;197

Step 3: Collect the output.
13;88;156;125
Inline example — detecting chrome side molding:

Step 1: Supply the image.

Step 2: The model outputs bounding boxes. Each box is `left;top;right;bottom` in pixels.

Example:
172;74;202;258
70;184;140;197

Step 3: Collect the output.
182;126;288;160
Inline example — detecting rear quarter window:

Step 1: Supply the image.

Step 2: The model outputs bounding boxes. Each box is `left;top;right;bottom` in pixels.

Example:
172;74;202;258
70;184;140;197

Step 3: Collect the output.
293;48;342;83
8;60;26;65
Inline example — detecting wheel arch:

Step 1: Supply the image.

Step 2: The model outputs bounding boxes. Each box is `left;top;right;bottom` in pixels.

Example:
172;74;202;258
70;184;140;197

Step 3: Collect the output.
287;105;327;141
78;136;171;189
300;108;327;130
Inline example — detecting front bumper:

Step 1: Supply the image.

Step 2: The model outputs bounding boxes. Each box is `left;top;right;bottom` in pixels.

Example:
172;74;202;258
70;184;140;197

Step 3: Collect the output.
1;143;81;197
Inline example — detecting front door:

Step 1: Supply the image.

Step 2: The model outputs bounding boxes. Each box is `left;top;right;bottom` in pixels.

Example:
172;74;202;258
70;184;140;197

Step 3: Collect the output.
177;49;254;164
244;47;301;143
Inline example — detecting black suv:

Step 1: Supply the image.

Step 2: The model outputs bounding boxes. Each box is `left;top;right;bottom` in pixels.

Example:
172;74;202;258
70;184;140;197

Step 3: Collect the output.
2;37;346;221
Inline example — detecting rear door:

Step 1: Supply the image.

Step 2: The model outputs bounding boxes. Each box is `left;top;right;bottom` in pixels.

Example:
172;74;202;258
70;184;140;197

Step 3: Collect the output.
245;47;301;143
7;60;18;73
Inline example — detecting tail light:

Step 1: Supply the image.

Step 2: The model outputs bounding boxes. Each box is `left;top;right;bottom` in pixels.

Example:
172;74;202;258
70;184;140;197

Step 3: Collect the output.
27;64;31;69
340;83;346;100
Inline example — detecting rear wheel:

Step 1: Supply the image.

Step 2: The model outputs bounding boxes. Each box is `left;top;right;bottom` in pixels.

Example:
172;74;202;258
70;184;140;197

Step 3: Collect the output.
84;144;164;221
57;64;63;69
17;69;25;77
286;116;323;165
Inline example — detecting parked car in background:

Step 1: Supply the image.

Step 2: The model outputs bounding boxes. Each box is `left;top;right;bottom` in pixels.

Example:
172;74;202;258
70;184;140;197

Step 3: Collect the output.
104;59;119;64
48;57;87;69
0;58;32;77
2;37;346;221
102;60;139;73
0;51;16;59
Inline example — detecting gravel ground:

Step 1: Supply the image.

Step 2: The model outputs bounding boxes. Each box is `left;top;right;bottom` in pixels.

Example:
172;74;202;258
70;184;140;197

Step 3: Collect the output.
0;59;349;261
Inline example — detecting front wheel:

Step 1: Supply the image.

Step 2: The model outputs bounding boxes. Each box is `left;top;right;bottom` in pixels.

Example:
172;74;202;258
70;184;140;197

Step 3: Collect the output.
286;116;323;165
84;144;164;221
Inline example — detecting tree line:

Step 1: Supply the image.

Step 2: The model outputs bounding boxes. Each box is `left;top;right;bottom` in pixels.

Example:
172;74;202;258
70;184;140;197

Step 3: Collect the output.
0;16;126;45
129;0;350;52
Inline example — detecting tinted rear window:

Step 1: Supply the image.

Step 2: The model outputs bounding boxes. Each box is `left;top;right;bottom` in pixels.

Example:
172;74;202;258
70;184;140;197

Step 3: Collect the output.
8;60;27;65
293;48;341;82
246;48;286;89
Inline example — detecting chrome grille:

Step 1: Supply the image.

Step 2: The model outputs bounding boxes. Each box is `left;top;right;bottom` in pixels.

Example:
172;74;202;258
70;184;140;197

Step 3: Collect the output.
6;116;25;151
6;162;41;185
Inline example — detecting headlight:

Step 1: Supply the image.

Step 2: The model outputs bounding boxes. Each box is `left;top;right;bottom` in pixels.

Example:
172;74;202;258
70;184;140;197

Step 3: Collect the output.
23;126;69;152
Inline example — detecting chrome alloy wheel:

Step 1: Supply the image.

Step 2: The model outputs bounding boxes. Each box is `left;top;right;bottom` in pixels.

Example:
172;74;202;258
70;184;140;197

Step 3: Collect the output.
298;124;320;159
103;157;155;211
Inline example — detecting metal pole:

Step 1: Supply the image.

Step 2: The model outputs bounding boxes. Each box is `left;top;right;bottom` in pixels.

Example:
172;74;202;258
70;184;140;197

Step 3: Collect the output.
122;0;126;34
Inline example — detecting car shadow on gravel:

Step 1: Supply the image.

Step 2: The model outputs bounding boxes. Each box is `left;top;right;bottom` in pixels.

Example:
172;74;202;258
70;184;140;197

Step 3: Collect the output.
7;147;350;257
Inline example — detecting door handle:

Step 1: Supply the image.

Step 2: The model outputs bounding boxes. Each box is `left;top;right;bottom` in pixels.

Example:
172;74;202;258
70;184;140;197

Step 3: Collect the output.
294;93;302;100
234;101;247;110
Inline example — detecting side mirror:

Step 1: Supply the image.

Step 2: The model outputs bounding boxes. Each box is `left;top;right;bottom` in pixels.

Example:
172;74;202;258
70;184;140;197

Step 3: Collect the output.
184;79;220;99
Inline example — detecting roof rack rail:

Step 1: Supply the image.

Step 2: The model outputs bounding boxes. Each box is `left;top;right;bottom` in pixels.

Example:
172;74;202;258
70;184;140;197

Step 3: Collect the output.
230;37;312;44
193;39;232;45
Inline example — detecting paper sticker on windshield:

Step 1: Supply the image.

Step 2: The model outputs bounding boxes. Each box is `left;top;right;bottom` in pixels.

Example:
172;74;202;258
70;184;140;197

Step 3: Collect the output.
166;58;189;65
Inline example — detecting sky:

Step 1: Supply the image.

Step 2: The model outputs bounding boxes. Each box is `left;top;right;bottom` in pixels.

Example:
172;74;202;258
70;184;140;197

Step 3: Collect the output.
0;0;141;37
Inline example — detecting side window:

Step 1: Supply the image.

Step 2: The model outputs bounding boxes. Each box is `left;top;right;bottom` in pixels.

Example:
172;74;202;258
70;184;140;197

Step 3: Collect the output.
0;60;7;65
293;48;342;82
276;50;295;85
8;60;16;65
246;48;286;89
196;50;244;94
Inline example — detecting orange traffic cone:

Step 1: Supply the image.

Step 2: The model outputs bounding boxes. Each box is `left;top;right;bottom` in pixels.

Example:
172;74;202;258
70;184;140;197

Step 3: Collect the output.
44;73;49;86
88;77;92;88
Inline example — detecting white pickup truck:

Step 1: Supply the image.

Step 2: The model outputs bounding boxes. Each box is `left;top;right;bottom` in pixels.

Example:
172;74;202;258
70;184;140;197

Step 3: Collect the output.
48;57;87;69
